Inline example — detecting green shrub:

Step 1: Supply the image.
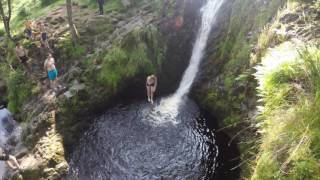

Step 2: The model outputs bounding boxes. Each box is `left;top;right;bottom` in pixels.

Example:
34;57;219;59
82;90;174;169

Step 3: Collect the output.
59;39;86;60
18;7;31;18
0;29;5;36
7;70;32;114
40;0;59;6
96;27;163;91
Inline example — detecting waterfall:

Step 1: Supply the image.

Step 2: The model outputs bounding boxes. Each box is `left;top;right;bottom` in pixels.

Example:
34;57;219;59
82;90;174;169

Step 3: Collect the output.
156;0;224;121
175;0;223;98
0;108;11;177
0;109;21;178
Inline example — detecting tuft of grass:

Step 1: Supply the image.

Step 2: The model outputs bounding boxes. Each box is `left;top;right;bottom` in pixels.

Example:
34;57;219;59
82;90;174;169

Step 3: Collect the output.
251;46;320;180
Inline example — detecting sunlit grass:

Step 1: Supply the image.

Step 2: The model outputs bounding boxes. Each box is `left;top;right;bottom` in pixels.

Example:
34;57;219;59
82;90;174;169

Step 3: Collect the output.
252;45;320;179
0;0;65;32
0;0;126;34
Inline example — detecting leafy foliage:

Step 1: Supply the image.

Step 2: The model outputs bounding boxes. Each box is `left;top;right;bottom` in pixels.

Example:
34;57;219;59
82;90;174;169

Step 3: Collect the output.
7;70;32;113
40;0;60;6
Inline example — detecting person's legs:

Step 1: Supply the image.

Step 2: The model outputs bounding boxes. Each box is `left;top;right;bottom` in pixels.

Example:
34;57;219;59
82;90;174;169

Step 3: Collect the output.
147;86;151;102
150;86;156;104
52;69;59;90
8;155;20;170
99;3;104;15
48;70;54;89
150;91;154;104
53;79;58;90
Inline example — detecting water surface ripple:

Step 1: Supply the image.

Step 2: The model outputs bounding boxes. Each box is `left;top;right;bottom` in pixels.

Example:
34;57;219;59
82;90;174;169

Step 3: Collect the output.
67;99;218;180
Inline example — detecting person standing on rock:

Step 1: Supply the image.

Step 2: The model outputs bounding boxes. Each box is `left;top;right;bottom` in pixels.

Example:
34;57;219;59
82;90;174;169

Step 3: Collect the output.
24;20;34;40
44;53;58;90
97;0;105;15
146;74;157;104
39;23;51;51
15;43;31;71
0;147;21;171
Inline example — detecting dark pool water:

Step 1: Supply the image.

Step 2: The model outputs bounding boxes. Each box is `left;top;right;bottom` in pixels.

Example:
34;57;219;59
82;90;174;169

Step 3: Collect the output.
66;98;221;180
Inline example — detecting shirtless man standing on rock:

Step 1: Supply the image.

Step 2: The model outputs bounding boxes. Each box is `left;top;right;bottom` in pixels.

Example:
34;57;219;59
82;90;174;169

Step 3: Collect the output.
15;43;31;71
44;53;58;90
146;74;157;104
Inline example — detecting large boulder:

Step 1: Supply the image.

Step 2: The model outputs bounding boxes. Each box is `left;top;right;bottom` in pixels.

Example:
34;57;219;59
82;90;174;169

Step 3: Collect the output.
19;155;43;180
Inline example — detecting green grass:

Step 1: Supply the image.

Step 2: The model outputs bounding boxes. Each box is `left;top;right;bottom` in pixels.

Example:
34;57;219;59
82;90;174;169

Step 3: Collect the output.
97;38;154;91
251;46;320;180
0;0;65;32
57;37;86;59
1;0;130;34
79;26;164;93
7;70;32;114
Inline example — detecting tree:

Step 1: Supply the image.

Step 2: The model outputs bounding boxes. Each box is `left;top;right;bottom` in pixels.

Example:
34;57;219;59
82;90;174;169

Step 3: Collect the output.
0;0;12;40
66;0;78;45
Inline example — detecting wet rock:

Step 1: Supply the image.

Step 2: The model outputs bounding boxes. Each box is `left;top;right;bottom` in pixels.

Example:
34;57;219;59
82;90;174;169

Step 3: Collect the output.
285;24;295;31
10;173;23;180
296;19;305;24
56;17;66;23
20;155;42;180
63;80;86;99
55;162;68;175
43;168;56;177
61;66;83;83
70;82;86;92
63;91;73;99
280;13;299;23
117;20;127;28
15;146;29;159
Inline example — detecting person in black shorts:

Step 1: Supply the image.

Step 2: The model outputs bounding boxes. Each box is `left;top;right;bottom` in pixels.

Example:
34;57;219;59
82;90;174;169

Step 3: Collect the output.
146;74;158;104
97;0;105;15
0;148;20;171
24;20;34;40
39;22;51;50
0;99;8;109
15;43;31;71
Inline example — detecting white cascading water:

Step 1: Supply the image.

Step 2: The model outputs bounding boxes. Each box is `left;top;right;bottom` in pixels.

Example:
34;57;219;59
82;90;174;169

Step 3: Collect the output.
0;109;11;177
155;0;224;123
0;109;21;178
175;0;223;98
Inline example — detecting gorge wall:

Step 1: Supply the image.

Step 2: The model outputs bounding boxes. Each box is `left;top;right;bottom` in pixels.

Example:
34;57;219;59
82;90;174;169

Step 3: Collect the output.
1;0;319;179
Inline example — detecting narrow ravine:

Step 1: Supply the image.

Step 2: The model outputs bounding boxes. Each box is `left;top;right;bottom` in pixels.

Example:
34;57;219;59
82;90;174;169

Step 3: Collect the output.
66;0;229;179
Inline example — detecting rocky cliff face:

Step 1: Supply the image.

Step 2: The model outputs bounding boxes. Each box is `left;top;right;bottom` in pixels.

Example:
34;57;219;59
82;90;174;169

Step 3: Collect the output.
2;0;206;179
193;0;320;178
3;0;318;179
